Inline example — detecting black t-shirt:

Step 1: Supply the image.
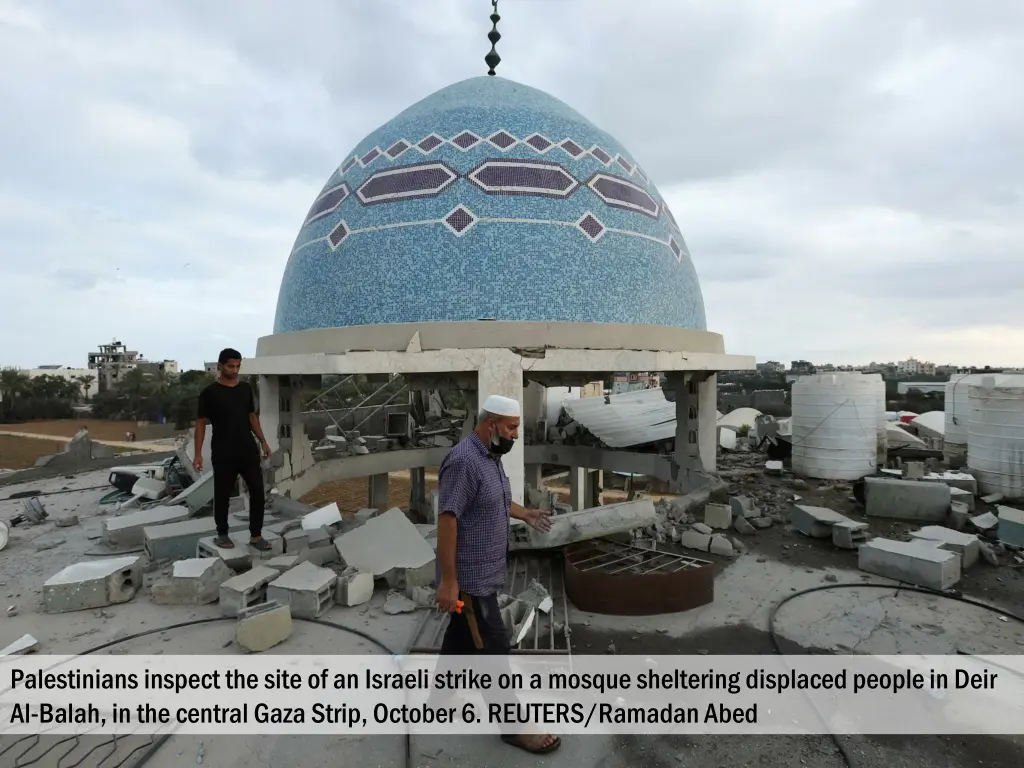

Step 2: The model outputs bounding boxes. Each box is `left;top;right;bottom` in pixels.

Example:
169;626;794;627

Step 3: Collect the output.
197;380;259;463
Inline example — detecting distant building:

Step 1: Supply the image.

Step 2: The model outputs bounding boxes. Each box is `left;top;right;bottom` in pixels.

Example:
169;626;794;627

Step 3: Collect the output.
12;365;96;399
610;372;659;394
204;362;219;375
756;361;785;374
790;360;815;376
897;357;936;376
87;339;178;392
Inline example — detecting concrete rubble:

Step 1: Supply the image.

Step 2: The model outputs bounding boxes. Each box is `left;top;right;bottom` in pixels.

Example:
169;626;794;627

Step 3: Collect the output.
0;633;39;656
151;557;233;605
266;561;337;619
333;507;436;586
859;538;961;591
43;556;143;614
236;601;293;653
864;477;951;522
219;566;279;617
909;526;980;569
509;498;657;550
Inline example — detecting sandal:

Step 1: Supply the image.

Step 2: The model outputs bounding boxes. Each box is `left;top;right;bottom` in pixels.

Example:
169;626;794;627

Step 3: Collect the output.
250;537;272;551
501;734;561;754
214;535;234;548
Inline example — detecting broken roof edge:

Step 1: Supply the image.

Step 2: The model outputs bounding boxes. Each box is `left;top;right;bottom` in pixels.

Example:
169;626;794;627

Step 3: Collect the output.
254;321;736;357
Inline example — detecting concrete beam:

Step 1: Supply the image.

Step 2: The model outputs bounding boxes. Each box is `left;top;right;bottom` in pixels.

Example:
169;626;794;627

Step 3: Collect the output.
508;498;656;550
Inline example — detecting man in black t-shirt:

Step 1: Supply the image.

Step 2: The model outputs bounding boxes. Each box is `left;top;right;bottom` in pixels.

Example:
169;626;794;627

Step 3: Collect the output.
194;348;272;550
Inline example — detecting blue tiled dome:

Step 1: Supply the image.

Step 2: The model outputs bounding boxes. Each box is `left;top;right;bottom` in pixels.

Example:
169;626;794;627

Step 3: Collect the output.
274;76;707;334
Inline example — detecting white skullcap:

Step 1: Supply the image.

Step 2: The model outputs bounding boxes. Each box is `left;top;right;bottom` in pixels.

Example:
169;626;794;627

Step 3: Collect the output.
482;394;521;418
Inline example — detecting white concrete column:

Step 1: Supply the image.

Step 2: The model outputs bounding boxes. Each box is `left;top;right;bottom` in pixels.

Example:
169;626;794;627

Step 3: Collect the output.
288;376;314;480
478;351;525;505
699;373;718;473
523;381;544;438
257;376;281;453
569;466;586;510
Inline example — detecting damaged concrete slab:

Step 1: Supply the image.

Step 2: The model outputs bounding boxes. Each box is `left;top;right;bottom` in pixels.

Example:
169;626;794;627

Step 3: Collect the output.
508;498;656;550
266;561;337;619
858;538;961;590
0;633;39;656
335;567;374;606
909;526;980;568
334;506;435;577
997;505;1024;547
43;556;143;614
144;516;248;561
151;557;233;604
102;505;190;548
864;476;951;522
197;531;283;569
789;504;856;538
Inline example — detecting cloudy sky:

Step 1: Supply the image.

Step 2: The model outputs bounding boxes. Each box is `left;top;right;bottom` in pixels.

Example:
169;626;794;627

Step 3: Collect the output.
2;0;1022;371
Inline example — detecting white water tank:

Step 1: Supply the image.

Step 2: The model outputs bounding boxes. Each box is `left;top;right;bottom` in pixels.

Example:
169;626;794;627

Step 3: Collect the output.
791;373;878;480
967;374;1024;498
945;374;981;447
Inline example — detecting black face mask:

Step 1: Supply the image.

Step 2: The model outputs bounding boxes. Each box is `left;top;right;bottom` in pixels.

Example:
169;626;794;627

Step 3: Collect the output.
490;425;515;455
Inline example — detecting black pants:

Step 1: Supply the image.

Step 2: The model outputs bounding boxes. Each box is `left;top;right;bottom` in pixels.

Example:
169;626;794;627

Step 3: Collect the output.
438;591;521;733
212;456;265;538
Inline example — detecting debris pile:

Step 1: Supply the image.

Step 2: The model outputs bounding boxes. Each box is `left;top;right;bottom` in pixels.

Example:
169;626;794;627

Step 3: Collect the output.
32;428;117;469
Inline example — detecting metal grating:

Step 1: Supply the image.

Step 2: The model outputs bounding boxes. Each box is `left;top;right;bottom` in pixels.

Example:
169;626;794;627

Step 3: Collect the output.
406;552;571;654
568;539;711;575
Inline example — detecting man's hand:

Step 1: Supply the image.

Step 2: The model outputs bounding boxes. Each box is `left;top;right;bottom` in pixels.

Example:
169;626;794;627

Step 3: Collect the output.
193;454;203;473
522;507;552;532
436;579;460;612
260;439;271;460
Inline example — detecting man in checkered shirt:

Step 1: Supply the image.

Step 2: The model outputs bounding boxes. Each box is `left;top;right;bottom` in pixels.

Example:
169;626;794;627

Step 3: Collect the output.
435;394;561;754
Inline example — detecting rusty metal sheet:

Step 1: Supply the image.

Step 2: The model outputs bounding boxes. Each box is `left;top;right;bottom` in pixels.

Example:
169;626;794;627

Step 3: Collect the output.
564;539;714;615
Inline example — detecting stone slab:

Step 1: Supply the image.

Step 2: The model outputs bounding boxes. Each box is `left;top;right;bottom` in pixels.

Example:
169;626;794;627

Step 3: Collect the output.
997;505;1024;548
949;486;975;512
219;565;279;616
102;506;190;548
144;517;247;561
266;561;337;619
266;554;302;574
43;556;143;614
790;504;853;538
197;531;283;570
858;538;961;590
301;502;343;531
909;526;980;568
236;600;292;652
923;471;978;495
864;477;951;522
334;507;436;575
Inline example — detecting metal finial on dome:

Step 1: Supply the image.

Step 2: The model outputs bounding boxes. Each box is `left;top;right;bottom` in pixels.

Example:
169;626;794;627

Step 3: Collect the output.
485;0;501;76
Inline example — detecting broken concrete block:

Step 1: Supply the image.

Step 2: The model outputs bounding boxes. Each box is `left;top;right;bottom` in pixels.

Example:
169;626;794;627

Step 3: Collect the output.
302;502;343;531
750;517;773;529
165;472;215;515
197;531;282;570
733;515;755;535
832;520;869;549
43;556;143;614
145;517;248;561
949;487;975;512
765;460;783;475
790;505;853;538
336;567;374;606
923;471;977;495
219;566;279;616
703;503;732;530
691;522;713;535
0;634;39;656
266;554;301;574
306;526;333;548
970;512;999;531
283;529;310;553
981;493;1004;505
55;515;79;528
408;585;436;607
303;544;341;567
382;591;418;614
102;506;190;548
679;530;711;552
709;534;734;557
864;477;951;522
355;508;378;524
333;508;435;577
858;538;961;590
979;541;999;566
151;557;233;605
903;462;924;480
948;501;970;531
909;526;980;568
997;505;1024;548
501;599;536;645
236;601;292;653
730;496;759;518
266;561;337;619
516;579;553;613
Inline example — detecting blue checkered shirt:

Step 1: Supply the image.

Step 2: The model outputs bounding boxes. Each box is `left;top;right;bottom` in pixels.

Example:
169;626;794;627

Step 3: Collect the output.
436;431;511;596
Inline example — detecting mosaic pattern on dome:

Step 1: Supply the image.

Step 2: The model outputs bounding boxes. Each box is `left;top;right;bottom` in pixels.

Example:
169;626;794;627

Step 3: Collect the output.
274;76;707;334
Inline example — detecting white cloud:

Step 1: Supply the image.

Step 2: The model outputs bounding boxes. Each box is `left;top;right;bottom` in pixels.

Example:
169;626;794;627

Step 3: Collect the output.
1;0;1023;369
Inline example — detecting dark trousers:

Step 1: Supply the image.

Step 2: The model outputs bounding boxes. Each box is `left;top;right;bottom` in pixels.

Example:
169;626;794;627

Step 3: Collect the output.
212;456;265;537
439;591;521;733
